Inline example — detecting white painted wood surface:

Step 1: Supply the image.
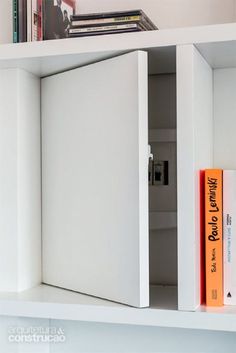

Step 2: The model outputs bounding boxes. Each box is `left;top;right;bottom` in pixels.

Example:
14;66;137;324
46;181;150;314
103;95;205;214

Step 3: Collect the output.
177;45;213;311
42;51;149;308
49;319;236;353
2;22;236;334
0;284;236;332
0;24;236;76
196;41;236;70
0;69;41;292
214;68;236;169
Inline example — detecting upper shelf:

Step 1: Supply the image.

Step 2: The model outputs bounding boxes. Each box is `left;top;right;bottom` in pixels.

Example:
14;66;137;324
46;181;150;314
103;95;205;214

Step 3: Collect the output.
1;23;236;76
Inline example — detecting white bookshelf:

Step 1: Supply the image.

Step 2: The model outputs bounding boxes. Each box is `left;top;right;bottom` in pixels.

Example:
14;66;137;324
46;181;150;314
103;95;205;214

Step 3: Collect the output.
0;284;236;333
1;23;236;330
0;22;236;76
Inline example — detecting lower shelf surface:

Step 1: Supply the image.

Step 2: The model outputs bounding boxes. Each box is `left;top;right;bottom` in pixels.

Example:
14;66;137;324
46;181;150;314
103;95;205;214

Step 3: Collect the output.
0;284;236;332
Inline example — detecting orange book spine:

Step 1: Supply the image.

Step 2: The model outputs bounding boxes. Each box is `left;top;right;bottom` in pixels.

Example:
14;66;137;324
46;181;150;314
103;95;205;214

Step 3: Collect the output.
205;169;223;306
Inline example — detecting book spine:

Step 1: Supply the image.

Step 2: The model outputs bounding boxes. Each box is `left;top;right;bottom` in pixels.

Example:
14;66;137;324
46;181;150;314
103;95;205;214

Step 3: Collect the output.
71;15;141;27
32;0;38;41
27;0;32;42
205;169;223;306
200;170;206;305
69;23;139;34
140;12;158;30
13;0;18;43
68;28;140;38
37;0;42;40
18;0;24;42
23;0;27;41
223;170;236;305
71;9;143;21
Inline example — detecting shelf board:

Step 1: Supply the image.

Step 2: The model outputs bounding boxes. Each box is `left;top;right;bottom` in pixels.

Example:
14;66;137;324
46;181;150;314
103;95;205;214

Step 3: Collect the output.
196;40;236;70
149;129;176;143
1;23;236;76
0;33;176;77
149;211;177;230
0;285;177;323
0;284;236;332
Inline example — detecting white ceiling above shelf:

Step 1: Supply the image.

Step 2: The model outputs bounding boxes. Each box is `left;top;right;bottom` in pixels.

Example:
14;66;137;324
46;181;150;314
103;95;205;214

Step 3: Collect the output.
196;40;236;69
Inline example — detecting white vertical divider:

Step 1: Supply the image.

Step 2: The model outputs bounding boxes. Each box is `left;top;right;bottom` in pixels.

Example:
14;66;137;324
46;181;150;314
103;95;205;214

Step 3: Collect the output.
177;45;213;310
0;68;41;292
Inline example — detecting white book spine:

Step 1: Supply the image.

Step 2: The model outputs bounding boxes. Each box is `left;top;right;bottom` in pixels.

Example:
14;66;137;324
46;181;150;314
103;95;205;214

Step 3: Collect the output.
223;170;236;304
69;23;138;34
72;16;141;26
27;0;32;42
32;0;38;41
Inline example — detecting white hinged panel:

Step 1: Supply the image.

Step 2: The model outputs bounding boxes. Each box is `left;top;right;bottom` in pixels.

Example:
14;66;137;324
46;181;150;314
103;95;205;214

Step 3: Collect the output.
42;51;149;307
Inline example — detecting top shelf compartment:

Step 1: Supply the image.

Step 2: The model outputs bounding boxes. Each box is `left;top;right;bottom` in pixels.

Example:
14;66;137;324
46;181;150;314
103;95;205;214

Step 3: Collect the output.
0;32;176;77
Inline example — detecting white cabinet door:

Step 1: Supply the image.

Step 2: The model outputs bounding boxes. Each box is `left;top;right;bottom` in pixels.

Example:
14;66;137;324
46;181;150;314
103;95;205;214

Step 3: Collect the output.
42;51;149;307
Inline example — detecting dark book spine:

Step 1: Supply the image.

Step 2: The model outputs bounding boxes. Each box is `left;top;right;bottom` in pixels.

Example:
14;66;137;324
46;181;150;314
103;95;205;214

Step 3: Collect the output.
37;0;43;40
18;0;27;42
71;9;143;21
23;0;27;41
42;0;54;40
13;0;18;43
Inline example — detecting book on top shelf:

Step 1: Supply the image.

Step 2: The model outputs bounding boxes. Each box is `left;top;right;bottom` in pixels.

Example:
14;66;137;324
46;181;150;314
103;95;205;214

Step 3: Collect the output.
70;9;157;30
12;4;157;43
43;0;77;40
13;0;78;42
69;9;157;38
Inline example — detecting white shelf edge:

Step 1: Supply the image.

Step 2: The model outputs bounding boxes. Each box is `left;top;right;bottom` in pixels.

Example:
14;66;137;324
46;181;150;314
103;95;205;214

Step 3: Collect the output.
0;23;236;76
0;284;236;332
149;129;176;143
1;23;236;60
149;211;177;230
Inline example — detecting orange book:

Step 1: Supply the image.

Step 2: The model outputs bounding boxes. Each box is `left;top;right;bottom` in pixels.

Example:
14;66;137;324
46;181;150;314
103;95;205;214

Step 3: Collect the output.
205;169;223;306
200;170;206;305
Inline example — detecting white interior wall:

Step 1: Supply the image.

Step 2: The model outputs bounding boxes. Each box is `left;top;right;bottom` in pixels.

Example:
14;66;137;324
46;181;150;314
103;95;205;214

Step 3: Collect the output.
76;0;236;29
0;1;12;44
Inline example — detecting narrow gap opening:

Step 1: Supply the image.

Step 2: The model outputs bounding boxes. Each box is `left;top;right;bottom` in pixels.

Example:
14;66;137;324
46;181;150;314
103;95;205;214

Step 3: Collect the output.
148;71;177;309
